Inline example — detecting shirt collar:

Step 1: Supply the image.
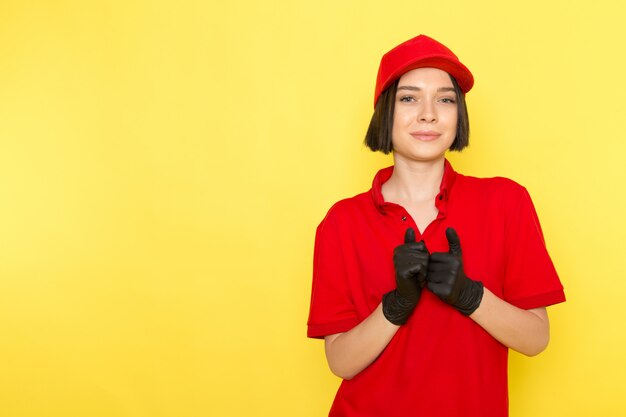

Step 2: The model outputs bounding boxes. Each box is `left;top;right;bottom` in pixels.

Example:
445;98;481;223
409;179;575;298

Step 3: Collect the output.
371;159;457;215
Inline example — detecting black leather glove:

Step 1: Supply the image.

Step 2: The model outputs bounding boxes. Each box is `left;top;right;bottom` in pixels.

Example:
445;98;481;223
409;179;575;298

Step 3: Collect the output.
383;228;429;325
426;228;484;316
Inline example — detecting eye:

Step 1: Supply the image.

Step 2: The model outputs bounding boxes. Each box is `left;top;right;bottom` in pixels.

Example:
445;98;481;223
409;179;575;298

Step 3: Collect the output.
399;95;416;102
439;97;456;104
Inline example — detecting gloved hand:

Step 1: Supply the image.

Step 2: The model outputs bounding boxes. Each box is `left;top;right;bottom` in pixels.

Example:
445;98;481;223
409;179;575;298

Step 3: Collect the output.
426;228;484;316
382;228;429;325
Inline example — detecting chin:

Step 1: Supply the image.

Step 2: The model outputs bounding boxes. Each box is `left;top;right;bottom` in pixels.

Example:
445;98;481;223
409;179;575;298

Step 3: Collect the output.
393;148;448;163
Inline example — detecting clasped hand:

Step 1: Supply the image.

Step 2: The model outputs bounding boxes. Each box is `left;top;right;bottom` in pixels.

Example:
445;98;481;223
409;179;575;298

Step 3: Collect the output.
382;227;484;325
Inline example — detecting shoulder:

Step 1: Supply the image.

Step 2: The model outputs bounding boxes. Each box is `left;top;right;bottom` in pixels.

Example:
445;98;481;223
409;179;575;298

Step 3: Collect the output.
456;173;529;201
318;191;371;227
314;191;372;248
458;173;526;192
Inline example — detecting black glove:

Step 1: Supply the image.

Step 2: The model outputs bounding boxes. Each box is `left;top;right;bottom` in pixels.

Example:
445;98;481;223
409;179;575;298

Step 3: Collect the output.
426;228;484;316
382;228;429;325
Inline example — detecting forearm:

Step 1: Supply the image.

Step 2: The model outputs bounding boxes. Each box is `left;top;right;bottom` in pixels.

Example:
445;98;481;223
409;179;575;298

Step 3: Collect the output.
324;303;399;380
469;287;550;356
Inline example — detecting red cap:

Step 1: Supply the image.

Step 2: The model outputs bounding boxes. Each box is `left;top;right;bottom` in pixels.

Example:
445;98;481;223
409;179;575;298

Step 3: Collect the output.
374;34;473;107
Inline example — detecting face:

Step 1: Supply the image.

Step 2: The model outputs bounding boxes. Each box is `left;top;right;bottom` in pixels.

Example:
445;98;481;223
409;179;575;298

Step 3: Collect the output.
391;67;458;163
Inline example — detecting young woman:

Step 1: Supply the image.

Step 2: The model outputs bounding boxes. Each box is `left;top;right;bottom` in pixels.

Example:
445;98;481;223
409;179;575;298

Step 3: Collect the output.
307;35;565;417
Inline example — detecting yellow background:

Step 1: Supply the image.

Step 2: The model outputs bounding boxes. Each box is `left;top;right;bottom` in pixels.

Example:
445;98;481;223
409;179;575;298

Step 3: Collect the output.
1;1;625;416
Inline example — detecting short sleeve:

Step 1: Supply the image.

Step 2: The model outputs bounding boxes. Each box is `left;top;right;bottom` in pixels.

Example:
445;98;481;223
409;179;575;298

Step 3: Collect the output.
307;210;360;339
502;187;566;309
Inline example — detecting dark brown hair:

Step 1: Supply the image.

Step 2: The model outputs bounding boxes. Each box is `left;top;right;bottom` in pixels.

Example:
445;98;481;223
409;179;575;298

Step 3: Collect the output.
364;75;470;154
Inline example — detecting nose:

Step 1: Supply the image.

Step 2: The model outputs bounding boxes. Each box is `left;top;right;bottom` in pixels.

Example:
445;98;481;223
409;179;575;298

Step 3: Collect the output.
417;99;437;123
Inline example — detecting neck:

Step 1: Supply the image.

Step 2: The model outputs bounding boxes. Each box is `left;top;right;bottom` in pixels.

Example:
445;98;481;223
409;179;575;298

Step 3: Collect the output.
382;156;445;204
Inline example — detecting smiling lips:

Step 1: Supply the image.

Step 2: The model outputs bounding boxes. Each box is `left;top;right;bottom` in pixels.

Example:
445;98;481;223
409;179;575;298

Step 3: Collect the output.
410;130;441;141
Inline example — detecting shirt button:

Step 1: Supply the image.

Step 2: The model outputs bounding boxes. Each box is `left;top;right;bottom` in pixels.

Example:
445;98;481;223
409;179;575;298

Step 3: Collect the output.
401;216;407;221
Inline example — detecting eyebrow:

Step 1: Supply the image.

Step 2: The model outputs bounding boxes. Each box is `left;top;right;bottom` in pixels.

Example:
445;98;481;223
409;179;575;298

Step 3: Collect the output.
397;86;456;93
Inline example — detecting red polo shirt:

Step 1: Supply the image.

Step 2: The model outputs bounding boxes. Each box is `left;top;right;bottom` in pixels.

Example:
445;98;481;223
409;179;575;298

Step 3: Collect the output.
307;160;565;417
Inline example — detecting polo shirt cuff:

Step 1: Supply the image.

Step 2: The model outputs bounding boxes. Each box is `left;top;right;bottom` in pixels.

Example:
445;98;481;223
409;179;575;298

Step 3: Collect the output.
307;318;360;339
508;289;566;310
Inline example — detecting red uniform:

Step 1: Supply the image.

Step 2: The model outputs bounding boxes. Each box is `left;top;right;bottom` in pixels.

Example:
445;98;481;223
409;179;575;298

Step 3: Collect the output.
307;160;565;417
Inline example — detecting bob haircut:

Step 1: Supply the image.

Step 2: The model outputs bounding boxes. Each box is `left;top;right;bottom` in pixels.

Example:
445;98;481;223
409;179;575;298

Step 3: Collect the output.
364;75;470;154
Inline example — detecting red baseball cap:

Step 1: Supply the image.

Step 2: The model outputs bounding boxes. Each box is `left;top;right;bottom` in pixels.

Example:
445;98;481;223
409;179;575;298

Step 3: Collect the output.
374;34;474;107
